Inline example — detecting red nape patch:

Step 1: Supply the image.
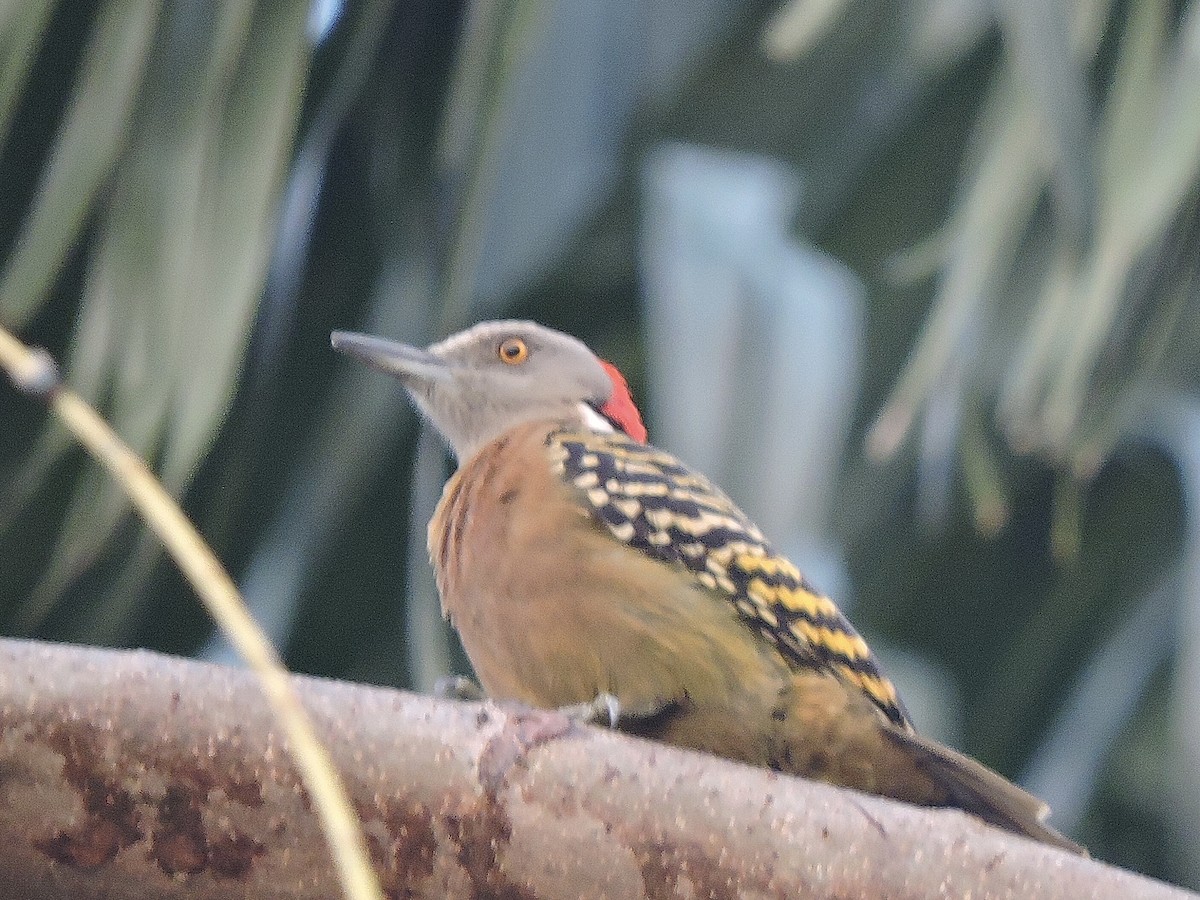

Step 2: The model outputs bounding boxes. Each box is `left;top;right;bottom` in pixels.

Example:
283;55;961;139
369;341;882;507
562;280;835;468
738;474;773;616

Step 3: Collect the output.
599;360;648;443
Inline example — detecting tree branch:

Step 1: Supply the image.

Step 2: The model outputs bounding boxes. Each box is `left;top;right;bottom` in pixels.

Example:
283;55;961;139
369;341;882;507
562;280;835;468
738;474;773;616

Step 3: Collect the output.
0;638;1190;899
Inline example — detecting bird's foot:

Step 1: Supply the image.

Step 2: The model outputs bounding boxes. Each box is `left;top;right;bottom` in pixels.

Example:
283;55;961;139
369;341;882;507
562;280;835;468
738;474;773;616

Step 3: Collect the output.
557;692;622;727
556;693;681;730
433;675;485;701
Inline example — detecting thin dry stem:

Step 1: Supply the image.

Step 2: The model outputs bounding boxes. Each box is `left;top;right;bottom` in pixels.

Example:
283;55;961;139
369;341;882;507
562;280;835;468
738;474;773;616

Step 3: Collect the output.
0;325;382;900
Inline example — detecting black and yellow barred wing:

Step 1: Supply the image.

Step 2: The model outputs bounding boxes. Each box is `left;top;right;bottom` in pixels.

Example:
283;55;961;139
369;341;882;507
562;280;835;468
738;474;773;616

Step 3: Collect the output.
547;427;911;730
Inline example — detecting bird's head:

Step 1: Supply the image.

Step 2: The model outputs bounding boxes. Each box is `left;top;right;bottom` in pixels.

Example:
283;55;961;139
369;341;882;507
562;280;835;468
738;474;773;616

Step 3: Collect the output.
331;320;647;460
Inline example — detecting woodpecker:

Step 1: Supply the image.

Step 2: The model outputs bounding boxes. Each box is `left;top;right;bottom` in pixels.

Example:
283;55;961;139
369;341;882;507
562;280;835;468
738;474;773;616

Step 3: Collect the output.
331;320;1084;855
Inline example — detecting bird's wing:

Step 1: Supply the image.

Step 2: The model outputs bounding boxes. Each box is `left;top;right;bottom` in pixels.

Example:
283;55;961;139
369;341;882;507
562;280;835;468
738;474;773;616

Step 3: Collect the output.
547;428;911;729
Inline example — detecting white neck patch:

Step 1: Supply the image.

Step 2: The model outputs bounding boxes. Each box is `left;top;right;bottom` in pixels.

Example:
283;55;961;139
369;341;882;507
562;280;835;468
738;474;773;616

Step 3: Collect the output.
578;402;615;433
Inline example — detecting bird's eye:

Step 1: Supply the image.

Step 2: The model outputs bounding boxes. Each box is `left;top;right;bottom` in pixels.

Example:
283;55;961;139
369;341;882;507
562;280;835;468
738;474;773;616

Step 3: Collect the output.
498;337;529;365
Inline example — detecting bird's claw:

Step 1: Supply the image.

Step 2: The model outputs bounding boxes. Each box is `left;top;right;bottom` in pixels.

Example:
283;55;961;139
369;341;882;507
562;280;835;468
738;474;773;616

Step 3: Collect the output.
434;675;485;701
557;692;622;728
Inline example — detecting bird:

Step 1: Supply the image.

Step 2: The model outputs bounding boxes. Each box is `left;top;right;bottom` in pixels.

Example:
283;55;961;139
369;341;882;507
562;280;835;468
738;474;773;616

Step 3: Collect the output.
331;319;1084;855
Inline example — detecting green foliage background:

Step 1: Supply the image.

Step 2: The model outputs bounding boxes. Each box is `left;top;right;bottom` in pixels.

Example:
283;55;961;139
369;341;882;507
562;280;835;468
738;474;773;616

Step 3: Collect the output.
1;0;1198;887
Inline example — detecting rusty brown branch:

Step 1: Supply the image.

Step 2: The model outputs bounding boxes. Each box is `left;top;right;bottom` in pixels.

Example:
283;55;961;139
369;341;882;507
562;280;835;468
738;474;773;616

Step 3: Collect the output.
0;638;1191;899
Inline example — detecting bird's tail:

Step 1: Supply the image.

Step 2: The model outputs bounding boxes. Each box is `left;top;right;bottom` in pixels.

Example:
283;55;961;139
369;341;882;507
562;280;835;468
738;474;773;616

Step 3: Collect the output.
885;727;1088;856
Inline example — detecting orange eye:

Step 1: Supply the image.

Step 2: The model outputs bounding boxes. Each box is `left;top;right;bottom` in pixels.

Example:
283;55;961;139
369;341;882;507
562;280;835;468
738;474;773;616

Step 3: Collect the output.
498;337;529;365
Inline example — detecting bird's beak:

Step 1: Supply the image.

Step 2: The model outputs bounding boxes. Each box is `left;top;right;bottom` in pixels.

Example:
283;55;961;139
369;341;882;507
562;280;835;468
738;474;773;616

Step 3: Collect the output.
330;331;451;385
